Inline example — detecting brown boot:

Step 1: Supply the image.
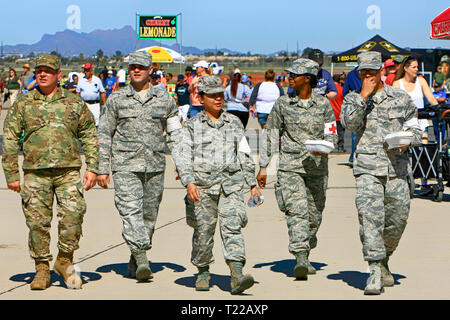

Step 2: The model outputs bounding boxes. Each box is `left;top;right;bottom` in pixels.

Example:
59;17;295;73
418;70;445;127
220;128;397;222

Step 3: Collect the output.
30;261;51;290
53;251;82;289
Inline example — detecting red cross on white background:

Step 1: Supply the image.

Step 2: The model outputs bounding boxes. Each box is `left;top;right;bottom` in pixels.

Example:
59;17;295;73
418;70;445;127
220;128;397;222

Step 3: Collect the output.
328;123;337;134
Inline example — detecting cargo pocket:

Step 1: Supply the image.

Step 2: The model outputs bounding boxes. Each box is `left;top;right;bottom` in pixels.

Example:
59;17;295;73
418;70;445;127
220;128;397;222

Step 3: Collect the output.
274;181;286;212
20;185;32;209
184;194;196;228
236;199;248;228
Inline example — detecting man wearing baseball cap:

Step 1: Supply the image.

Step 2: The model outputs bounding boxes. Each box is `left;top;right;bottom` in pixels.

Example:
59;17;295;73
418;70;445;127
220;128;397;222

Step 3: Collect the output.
341;51;423;295
188;60;210;119
257;58;338;281
97;51;182;282
2;54;99;291
307;49;337;100
76;62;106;126
21;63;33;94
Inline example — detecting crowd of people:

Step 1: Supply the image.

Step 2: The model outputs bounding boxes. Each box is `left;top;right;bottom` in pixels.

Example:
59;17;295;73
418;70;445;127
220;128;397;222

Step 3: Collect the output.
0;49;449;297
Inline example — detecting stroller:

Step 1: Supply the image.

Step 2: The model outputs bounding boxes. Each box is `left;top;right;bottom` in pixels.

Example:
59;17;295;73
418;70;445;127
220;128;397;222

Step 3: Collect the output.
408;104;450;202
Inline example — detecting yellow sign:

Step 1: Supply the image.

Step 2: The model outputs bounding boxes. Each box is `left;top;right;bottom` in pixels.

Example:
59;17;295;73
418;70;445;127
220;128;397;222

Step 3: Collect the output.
379;41;399;52
357;41;376;52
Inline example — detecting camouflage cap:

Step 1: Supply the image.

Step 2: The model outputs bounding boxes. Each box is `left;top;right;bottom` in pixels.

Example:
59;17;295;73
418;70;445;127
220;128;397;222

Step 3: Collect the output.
197;75;225;94
285;58;319;76
128;51;152;67
35;54;60;70
357;52;382;70
393;55;405;64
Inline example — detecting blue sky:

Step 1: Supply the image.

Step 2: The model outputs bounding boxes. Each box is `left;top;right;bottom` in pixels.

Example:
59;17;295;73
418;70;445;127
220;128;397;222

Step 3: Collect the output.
1;0;449;54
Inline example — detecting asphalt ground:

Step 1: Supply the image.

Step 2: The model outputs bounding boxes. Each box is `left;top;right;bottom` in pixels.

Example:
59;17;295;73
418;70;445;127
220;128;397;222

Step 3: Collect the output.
0;104;449;302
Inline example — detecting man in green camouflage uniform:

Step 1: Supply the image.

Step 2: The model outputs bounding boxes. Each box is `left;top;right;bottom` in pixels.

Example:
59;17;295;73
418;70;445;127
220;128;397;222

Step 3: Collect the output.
172;75;262;294
257;58;338;281
97;51;181;281
341;52;422;295
2;54;98;290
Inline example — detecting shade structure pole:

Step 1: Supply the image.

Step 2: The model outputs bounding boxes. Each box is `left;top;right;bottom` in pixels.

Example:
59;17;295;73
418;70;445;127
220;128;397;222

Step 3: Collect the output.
178;12;183;75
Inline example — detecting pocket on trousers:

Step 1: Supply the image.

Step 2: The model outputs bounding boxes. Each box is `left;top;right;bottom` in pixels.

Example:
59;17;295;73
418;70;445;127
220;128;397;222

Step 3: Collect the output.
274;181;286;212
20;185;32;207
235;201;248;228
184;194;196;228
76;181;85;198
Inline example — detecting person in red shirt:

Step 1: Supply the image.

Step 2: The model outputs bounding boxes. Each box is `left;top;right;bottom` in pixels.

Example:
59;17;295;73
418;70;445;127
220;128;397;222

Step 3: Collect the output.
384;55;405;86
331;74;345;152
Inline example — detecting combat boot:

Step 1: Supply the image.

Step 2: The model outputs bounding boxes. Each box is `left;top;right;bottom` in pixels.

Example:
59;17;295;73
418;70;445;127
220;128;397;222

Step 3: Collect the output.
53;251;82;289
380;256;394;287
226;260;254;295
30;261;51;290
293;252;308;280
195;266;210;291
127;254;137;278
133;251;153;281
364;261;384;295
306;252;316;275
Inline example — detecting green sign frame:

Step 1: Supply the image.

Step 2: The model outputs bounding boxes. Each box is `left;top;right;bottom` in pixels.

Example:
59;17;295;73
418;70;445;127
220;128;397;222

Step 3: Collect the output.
138;15;178;40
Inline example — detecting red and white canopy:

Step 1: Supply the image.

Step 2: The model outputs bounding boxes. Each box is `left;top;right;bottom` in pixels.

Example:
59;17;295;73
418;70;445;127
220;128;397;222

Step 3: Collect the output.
431;7;450;40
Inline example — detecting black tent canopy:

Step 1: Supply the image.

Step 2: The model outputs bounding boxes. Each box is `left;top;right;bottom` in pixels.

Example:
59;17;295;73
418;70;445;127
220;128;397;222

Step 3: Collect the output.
332;34;415;63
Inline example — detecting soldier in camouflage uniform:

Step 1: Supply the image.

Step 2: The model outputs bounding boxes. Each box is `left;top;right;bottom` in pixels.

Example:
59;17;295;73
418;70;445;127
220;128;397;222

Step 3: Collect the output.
257;58;338;280
97;51;181;281
172;75;262;294
341;52;422;295
2;54;98;290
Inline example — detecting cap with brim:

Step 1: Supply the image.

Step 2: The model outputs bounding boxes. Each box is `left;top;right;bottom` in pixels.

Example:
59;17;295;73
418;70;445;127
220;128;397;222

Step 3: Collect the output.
284;58;319;76
35;54;60;70
357;52;382;70
128;51;152;67
384;59;395;68
393;55;405;64
197;75;225;94
23;63;30;69
177;74;184;81
194;60;210;69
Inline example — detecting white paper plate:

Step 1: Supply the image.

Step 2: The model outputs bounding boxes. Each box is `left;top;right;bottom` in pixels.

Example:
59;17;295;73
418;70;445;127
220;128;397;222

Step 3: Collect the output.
385;132;414;148
305;140;335;154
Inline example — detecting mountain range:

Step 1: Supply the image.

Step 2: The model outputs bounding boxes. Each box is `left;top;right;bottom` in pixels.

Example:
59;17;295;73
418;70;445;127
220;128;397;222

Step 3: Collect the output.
1;26;246;57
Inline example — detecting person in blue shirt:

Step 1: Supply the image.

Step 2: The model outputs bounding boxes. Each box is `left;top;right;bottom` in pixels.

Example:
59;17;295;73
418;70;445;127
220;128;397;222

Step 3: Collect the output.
432;82;447;143
342;66;362;166
105;70;117;97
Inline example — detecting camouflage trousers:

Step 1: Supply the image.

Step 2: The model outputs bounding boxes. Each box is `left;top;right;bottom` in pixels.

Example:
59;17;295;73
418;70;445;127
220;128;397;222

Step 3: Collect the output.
355;174;410;261
112;171;164;254
189;189;248;267
20;168;86;262
274;170;328;255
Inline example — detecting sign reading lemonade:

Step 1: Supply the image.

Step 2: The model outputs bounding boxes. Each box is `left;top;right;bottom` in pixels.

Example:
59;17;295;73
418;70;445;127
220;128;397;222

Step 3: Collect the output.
138;15;177;40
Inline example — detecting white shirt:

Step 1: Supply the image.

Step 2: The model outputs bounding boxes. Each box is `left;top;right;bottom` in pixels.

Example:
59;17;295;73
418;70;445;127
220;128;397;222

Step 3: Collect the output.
255;82;280;114
76;75;105;101
117;69;126;83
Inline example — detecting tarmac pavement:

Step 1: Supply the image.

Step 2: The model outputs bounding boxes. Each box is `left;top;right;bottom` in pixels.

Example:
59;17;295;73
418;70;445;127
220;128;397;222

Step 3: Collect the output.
0;111;449;300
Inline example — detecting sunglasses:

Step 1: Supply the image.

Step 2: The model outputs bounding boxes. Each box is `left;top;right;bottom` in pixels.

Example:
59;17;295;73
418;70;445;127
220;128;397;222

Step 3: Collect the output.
288;72;302;78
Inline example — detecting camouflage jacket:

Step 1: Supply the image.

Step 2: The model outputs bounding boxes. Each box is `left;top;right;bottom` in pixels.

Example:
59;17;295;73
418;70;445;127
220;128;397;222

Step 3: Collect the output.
98;84;181;174
341;85;423;177
172;110;257;195
2;87;98;183
259;92;338;175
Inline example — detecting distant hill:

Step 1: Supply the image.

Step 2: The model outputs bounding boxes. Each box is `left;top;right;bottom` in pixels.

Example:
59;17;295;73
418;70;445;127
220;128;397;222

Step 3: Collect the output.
1;26;244;57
